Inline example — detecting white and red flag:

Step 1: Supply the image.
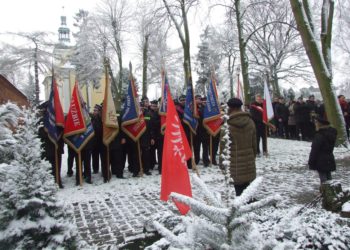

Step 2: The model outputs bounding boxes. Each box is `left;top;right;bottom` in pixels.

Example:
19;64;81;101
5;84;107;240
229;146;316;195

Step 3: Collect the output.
263;81;274;124
236;74;245;104
160;87;192;215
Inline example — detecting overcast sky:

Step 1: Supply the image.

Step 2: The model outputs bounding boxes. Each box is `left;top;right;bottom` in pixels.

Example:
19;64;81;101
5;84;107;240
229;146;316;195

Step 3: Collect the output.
0;0;96;34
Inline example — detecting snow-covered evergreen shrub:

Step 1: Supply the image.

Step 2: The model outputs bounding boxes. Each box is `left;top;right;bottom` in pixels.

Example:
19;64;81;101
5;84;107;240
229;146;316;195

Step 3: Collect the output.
0;102;21;164
0;108;77;249
148;176;279;249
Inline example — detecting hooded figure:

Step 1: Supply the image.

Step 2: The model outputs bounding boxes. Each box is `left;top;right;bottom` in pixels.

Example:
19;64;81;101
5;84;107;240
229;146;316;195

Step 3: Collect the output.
308;116;337;184
227;98;257;196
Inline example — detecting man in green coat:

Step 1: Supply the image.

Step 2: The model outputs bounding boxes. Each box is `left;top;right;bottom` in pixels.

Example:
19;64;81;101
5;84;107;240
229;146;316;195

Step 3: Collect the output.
227;98;257;196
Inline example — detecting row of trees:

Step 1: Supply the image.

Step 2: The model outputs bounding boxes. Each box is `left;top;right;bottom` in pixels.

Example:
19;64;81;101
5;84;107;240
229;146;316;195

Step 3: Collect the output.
0;0;348;143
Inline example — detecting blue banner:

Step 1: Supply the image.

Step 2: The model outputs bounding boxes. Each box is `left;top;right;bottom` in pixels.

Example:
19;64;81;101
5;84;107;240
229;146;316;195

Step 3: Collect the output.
44;78;63;148
183;77;198;134
204;79;221;118
122;79;139;125
203;78;222;136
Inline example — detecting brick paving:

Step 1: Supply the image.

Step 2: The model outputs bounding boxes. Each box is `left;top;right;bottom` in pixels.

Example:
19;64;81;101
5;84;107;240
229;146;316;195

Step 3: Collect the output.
71;189;175;248
62;139;350;249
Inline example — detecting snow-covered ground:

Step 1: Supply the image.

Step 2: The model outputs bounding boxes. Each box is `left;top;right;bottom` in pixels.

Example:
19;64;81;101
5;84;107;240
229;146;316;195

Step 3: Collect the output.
57;138;350;248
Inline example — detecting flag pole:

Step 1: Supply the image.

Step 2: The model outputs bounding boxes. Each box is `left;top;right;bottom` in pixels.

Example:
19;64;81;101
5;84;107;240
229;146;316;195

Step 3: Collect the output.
210;135;213;167
137;140;144;177
55;147;59;185
78;152;83;186
190;131;200;176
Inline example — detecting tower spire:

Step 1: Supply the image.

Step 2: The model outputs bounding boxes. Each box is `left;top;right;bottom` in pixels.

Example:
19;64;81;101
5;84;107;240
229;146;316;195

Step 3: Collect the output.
58;6;70;44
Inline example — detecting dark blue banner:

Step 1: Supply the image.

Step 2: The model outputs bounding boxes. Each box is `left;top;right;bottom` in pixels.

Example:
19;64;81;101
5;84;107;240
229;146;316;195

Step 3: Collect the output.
183;77;198;134
204;79;220;119
44;78;63;148
122;79;139;125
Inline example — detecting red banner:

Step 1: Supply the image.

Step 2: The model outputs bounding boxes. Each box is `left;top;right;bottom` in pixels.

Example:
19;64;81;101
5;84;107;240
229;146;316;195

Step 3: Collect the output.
161;88;192;215
63;83;86;137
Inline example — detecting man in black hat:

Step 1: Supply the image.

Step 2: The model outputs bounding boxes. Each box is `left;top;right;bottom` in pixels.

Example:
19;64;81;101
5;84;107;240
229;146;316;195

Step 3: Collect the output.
227;98;257;196
194;95;210;166
149;100;163;172
91;104;105;176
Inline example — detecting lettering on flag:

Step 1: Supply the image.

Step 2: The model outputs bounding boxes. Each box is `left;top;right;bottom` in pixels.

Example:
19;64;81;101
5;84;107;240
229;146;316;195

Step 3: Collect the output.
64;82;95;152
161;89;192;215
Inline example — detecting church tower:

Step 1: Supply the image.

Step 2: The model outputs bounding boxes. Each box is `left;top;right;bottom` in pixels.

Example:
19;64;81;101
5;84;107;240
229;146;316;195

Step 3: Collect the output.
58;7;70;44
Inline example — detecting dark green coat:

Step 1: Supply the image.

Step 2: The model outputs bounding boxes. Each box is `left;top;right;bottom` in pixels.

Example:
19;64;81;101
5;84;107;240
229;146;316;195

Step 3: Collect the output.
227;112;257;185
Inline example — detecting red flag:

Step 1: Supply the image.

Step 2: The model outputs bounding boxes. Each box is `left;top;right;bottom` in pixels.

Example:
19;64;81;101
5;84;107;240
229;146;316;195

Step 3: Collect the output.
63;83;86;136
161;88;192;215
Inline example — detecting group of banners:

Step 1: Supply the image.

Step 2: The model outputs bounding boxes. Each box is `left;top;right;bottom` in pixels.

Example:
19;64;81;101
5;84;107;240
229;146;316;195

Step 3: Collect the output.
43;67;247;215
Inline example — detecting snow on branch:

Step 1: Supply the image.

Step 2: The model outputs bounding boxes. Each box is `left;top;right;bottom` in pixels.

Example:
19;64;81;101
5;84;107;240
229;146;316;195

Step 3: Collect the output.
169;192;230;224
191;174;222;207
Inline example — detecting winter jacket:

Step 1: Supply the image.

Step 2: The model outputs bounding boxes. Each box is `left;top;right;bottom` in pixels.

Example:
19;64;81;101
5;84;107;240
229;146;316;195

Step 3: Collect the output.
308;126;337;172
227;111;257;185
275;103;289;122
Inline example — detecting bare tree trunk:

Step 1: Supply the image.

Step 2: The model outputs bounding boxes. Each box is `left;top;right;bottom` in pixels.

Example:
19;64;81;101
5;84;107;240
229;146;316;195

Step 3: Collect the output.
162;0;192;89
235;0;250;105
34;45;39;105
228;55;236;98
290;0;347;145
142;34;149;97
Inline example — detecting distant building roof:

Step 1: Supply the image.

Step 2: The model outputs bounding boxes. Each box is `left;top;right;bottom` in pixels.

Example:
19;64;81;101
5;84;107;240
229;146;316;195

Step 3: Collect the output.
0;74;30;107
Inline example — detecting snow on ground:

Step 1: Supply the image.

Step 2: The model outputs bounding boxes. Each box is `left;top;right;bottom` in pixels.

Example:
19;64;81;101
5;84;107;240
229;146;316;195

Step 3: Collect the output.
57;138;350;248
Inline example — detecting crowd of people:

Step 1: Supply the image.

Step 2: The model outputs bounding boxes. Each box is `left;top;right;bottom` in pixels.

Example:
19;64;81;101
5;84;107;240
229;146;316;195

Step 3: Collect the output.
38;92;345;193
38;95;220;188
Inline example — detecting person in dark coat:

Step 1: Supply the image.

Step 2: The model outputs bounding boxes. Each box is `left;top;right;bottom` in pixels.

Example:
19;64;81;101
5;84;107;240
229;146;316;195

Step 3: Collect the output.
308;116;337;185
250;94;267;156
275;97;289;138
109;115;126;178
338;95;350;139
194;95;210;166
139;96;153;175
91;104;105;174
176;95;193;169
149;100;163;173
37;101;64;189
227;98;257;196
294;97;310;141
306;95;318;139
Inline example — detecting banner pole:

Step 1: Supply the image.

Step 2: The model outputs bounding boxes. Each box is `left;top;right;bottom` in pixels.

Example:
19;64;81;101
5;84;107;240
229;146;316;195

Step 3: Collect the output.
210;135;213;167
55;147;59;185
78;152;83;186
190;131;200;176
137;140;144;177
